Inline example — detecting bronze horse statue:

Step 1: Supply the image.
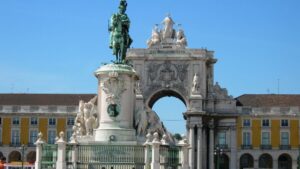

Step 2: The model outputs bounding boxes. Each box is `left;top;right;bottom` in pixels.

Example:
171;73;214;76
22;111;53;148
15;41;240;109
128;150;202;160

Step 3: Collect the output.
109;0;132;63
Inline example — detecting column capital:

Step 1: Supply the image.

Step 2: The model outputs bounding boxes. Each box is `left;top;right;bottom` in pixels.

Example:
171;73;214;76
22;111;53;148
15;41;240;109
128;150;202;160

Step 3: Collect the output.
196;124;203;128
208;119;215;129
187;124;196;129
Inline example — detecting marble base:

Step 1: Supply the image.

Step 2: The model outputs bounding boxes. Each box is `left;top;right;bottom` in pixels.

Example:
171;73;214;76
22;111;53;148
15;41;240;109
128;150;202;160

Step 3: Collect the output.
94;128;136;142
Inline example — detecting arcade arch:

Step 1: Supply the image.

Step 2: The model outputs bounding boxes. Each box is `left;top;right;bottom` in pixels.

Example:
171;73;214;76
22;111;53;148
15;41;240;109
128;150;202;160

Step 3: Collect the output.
215;154;229;169
27;151;36;164
8;151;21;162
278;153;292;169
239;153;254;169
258;153;273;168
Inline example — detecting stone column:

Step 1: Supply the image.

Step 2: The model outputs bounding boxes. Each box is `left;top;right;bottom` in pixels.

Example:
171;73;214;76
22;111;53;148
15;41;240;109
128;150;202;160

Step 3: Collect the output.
35;132;44;169
292;159;297;169
197;125;202;169
202;128;207;169
254;159;259;169
151;132;161;169
209;122;214;169
273;160;278;169
189;125;195;169
56;131;67;169
230;126;237;169
178;139;189;169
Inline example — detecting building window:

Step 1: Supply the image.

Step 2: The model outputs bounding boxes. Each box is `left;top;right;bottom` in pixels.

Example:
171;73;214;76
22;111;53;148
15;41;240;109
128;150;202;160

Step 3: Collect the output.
48;118;56;126
66;106;76;112
48;130;56;144
262;132;270;145
67;117;74;126
11;129;20;145
30;117;38;126
262;119;270;127
243;132;251;145
12;106;20;112
12;117;19;125
281;119;289;127
281;132;289;145
30;106;39;112
243;119;251;127
48;106;57;112
0;117;2;125
218;132;226;145
29;130;38;145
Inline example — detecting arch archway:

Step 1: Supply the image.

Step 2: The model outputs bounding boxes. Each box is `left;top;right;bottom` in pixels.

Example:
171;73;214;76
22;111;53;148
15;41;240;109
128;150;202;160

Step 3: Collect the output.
240;153;254;169
215;154;229;169
147;89;187;109
278;154;292;169
259;153;273;168
8;151;21;162
152;95;187;134
26;151;36;164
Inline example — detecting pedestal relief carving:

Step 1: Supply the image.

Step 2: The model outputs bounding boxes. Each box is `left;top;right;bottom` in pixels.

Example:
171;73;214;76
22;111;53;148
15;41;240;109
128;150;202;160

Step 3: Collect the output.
101;72;127;108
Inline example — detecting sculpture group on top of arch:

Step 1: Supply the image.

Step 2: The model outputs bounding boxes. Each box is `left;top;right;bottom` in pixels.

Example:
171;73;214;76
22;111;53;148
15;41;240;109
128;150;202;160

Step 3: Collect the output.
147;15;187;48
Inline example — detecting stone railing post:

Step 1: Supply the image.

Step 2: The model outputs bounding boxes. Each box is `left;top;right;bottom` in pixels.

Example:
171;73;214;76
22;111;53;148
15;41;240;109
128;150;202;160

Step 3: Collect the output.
144;133;152;169
69;133;78;169
35;132;45;169
56;131;67;169
151;132;161;169
178;138;189;169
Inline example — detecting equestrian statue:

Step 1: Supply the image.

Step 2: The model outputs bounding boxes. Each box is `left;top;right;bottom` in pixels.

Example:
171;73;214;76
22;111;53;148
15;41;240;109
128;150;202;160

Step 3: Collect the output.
109;0;132;63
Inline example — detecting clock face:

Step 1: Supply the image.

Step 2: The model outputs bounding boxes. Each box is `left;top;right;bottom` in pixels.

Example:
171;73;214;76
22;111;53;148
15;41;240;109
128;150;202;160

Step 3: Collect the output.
107;104;120;117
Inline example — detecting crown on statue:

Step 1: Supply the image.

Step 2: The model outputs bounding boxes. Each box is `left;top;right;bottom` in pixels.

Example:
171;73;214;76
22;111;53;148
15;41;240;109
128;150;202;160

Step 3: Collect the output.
119;0;127;9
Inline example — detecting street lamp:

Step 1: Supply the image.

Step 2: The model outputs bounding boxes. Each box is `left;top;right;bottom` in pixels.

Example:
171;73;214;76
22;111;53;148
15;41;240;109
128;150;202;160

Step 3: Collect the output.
19;144;27;169
298;145;300;169
214;145;223;169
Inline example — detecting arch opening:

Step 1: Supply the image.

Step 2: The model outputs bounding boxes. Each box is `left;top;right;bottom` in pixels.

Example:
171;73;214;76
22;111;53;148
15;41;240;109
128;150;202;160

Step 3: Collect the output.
278;154;292;169
26;151;36;164
9;151;21;163
151;92;187;135
215;154;229;169
148;90;186;109
240;153;254;169
259;153;273;168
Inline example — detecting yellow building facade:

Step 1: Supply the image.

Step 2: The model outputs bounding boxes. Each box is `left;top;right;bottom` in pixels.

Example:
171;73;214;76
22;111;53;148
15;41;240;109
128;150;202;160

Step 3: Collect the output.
236;94;300;169
0;94;94;163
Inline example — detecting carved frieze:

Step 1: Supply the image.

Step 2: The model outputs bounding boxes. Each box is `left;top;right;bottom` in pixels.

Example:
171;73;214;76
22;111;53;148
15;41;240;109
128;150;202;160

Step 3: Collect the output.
144;61;189;98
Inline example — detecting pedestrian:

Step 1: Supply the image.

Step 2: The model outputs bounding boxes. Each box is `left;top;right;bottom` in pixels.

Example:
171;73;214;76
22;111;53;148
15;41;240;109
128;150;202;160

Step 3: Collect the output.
0;156;6;169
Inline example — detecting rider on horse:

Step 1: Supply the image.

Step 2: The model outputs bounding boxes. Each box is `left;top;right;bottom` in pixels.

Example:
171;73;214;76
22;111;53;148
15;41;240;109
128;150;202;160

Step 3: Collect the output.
109;0;132;63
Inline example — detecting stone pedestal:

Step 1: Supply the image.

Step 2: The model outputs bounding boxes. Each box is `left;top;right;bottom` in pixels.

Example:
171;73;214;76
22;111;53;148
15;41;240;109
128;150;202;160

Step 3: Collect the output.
94;64;139;142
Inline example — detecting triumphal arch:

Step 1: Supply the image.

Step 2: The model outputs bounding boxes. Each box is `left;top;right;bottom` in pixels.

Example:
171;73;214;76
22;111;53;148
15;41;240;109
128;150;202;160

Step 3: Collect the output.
127;16;238;169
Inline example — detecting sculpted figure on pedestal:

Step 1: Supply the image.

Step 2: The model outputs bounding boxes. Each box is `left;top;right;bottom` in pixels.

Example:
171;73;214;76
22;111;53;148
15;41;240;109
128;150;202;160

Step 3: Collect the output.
176;29;187;47
192;73;200;94
73;96;98;137
147;25;161;48
161;16;176;39
135;107;175;144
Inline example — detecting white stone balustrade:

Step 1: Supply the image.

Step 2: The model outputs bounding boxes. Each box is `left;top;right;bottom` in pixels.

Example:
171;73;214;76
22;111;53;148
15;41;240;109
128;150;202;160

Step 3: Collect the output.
56;131;67;169
34;132;44;169
151;132;161;169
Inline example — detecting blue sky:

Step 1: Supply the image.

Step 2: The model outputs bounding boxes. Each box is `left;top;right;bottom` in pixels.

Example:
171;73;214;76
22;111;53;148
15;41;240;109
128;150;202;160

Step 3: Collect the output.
0;0;300;134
